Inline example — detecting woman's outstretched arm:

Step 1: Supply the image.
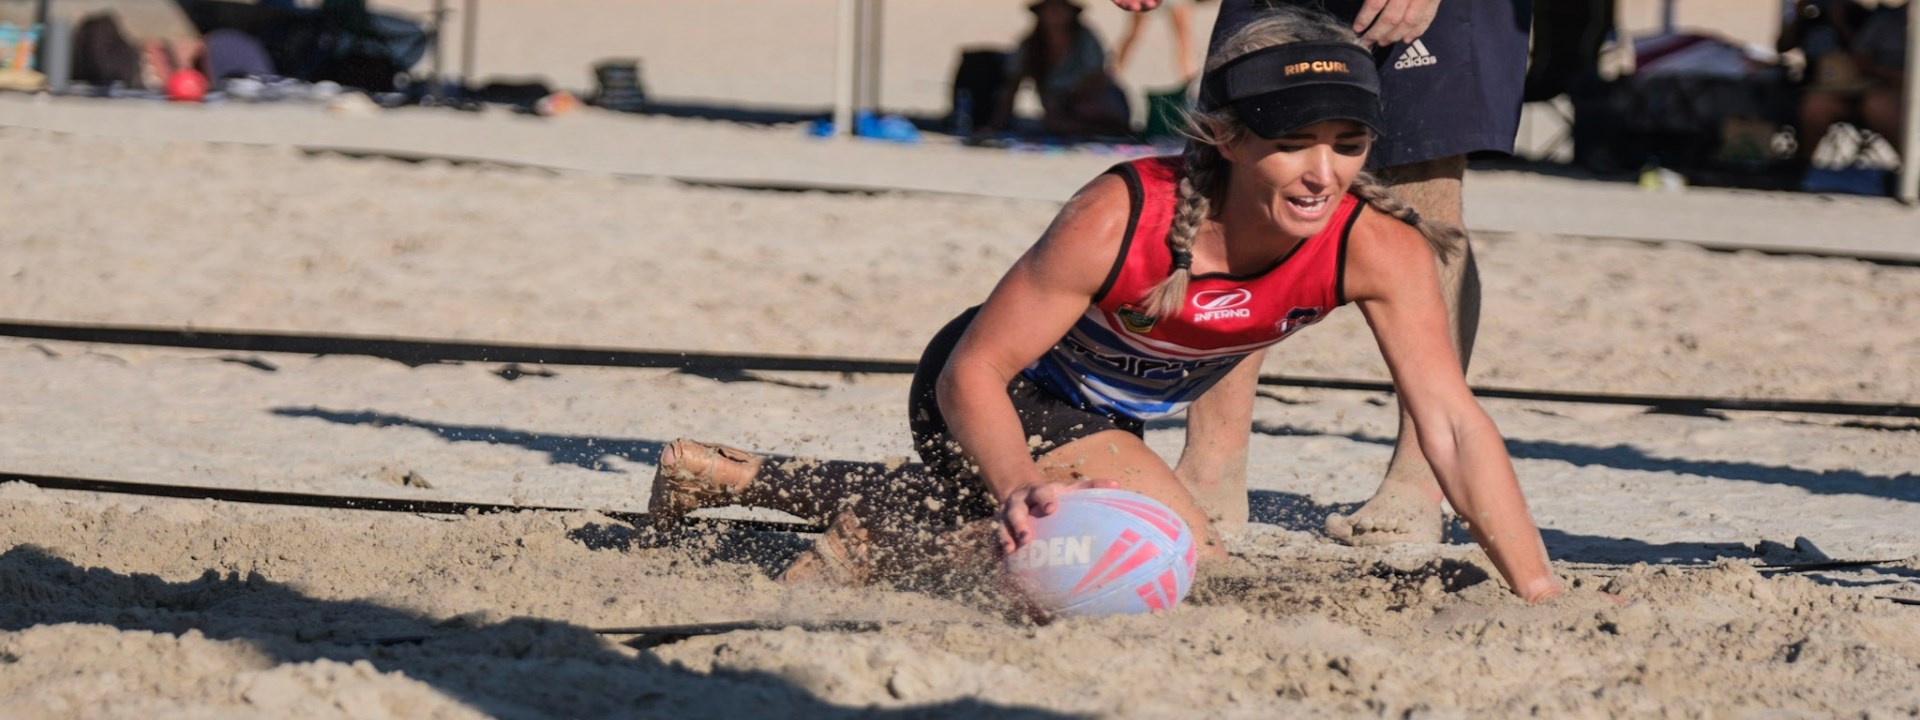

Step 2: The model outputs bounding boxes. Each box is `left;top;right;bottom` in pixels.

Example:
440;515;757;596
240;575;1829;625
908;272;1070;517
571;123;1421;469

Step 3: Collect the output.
936;173;1132;552
1344;208;1564;602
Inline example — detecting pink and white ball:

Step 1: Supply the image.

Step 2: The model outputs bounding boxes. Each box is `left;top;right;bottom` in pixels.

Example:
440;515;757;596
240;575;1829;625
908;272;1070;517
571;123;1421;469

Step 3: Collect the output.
1003;488;1197;618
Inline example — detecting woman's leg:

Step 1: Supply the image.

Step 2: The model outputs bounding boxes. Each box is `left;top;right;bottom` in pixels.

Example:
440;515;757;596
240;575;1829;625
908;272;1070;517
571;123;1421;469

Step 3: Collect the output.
650;441;991;586
650;427;1227;585
651;440;974;527
1033;429;1227;564
770;427;1232;587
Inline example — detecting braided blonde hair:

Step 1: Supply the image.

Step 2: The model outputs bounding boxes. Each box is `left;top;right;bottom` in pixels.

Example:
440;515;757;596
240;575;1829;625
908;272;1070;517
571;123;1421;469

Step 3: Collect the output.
1138;8;1464;319
1349;172;1467;260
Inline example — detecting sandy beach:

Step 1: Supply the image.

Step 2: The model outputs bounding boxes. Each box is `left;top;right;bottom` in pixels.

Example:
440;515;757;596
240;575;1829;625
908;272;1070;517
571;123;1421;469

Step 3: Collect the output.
3;1;1920;717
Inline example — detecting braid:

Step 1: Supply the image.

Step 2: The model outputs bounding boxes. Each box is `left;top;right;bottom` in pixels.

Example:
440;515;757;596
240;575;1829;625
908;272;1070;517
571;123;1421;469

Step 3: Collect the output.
1141;141;1224;319
1348;172;1465;260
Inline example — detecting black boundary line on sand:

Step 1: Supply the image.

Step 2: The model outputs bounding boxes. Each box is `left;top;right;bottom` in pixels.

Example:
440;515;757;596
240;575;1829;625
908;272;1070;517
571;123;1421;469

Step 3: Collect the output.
0;470;823;534
5;318;1919;419
363;620;890;648
297;146;930;198
294;145;1920;267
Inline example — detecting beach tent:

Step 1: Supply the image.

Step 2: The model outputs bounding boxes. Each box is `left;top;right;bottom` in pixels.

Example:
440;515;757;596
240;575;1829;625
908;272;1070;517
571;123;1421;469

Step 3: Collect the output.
423;0;884;137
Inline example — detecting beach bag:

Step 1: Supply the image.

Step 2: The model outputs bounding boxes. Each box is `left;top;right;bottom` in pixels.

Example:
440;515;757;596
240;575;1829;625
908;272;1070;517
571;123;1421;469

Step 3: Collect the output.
592;59;647;112
950;49;1008;133
70;12;142;89
1142;84;1190;138
205;28;275;81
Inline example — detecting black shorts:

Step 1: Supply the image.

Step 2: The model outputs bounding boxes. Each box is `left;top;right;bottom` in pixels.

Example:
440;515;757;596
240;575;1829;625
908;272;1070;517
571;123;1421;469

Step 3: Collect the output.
907;307;1145;519
1209;0;1534;168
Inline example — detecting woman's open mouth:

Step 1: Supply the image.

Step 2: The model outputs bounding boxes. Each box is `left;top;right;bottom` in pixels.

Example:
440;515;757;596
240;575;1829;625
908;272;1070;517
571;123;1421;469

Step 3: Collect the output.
1285;195;1331;220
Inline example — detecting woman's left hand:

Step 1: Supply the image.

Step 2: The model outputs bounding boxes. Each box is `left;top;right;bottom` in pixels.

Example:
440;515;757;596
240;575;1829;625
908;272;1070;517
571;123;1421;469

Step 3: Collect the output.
997;477;1122;555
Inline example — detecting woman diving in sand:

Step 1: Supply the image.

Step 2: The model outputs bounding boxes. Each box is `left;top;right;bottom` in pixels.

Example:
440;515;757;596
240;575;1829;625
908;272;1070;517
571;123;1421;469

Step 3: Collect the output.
649;6;1565;604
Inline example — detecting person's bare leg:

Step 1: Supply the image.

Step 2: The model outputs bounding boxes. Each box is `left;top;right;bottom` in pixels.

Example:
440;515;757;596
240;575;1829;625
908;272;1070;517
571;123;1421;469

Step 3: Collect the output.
1113;13;1149;76
1798;91;1852;162
798;425;1233;588
1862;87;1903;152
1168;2;1196;81
653;425;1229;589
648;440;965;585
1325;154;1475;546
1174;348;1264;534
652;440;968;525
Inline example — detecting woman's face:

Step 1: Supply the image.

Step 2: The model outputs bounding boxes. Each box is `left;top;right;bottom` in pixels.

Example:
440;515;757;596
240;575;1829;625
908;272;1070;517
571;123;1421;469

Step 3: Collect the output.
1220;119;1372;239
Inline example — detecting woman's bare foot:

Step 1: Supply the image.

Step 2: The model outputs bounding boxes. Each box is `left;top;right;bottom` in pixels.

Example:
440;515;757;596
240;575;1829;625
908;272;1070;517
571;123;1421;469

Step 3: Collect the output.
777;512;874;586
1323;482;1444;546
647;439;764;532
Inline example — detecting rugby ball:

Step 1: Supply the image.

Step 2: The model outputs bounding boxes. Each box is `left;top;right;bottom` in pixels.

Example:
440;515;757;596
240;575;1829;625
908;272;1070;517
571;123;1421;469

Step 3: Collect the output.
1003;488;1197;617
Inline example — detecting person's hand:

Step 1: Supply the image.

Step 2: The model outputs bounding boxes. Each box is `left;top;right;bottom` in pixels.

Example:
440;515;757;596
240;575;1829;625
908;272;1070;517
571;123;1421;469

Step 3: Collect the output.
1352;0;1442;48
1111;0;1163;10
996;477;1122;555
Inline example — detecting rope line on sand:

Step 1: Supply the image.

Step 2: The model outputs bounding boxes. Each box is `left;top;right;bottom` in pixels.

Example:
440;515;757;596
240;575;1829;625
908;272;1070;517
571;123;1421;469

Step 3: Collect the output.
360;620;891;648
0;470;824;534
4;318;1918;419
292;145;1920;268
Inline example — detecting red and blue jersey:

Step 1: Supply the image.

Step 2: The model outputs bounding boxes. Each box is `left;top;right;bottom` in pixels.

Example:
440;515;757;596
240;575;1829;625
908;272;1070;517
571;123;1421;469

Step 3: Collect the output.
1022;156;1361;420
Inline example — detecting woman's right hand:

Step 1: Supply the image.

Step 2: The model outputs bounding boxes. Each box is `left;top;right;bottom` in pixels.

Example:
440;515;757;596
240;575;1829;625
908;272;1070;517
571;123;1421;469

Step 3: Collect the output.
996;477;1121;555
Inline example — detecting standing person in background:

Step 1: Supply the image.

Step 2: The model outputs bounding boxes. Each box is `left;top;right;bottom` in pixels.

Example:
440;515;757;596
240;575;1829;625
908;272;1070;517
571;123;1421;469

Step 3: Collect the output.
1112;0;1203;82
1111;0;1532;548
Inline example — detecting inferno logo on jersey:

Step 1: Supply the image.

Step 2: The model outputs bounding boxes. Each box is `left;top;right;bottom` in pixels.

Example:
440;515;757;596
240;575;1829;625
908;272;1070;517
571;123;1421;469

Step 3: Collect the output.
1191;288;1253;323
1117;304;1158;334
1275;306;1325;338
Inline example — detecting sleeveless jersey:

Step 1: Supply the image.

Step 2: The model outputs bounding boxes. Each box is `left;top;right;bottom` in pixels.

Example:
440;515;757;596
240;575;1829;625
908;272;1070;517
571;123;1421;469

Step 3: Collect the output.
1022;156;1362;420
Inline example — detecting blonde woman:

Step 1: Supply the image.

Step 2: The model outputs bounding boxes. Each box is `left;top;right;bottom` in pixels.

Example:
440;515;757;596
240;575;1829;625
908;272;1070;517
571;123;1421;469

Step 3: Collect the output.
653;7;1564;604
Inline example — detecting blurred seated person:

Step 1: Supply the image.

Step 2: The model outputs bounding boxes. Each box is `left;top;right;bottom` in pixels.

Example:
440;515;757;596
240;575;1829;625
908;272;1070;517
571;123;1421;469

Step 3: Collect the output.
1782;0;1908;159
987;0;1134;136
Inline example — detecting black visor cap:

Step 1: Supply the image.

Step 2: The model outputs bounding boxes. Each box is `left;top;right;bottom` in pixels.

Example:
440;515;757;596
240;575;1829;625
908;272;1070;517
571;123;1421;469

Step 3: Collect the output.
1201;41;1383;139
1233;83;1381;139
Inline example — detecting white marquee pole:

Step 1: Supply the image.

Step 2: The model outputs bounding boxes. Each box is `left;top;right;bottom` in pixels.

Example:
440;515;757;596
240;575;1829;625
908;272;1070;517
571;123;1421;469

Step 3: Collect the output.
833;0;858;138
1898;3;1920;204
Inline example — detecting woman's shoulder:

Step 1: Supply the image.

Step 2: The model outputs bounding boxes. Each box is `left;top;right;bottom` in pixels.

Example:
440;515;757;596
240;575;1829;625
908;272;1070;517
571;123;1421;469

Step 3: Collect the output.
1345;198;1424;247
1020;172;1136;296
1053;171;1135;243
1102;155;1185;191
1341;200;1436;299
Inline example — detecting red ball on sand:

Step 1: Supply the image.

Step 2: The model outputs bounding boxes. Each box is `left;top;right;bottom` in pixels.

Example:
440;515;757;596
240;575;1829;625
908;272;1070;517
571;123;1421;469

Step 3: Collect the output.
1003;488;1197;618
165;69;209;103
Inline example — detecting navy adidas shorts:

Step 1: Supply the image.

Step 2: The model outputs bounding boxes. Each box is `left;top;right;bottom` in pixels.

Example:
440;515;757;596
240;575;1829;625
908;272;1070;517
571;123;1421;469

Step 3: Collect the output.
1209;0;1534;168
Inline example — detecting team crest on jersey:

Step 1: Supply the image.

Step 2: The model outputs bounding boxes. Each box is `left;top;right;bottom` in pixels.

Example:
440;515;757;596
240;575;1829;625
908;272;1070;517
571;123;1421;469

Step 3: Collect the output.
1276;306;1325;338
1117;304;1158;334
